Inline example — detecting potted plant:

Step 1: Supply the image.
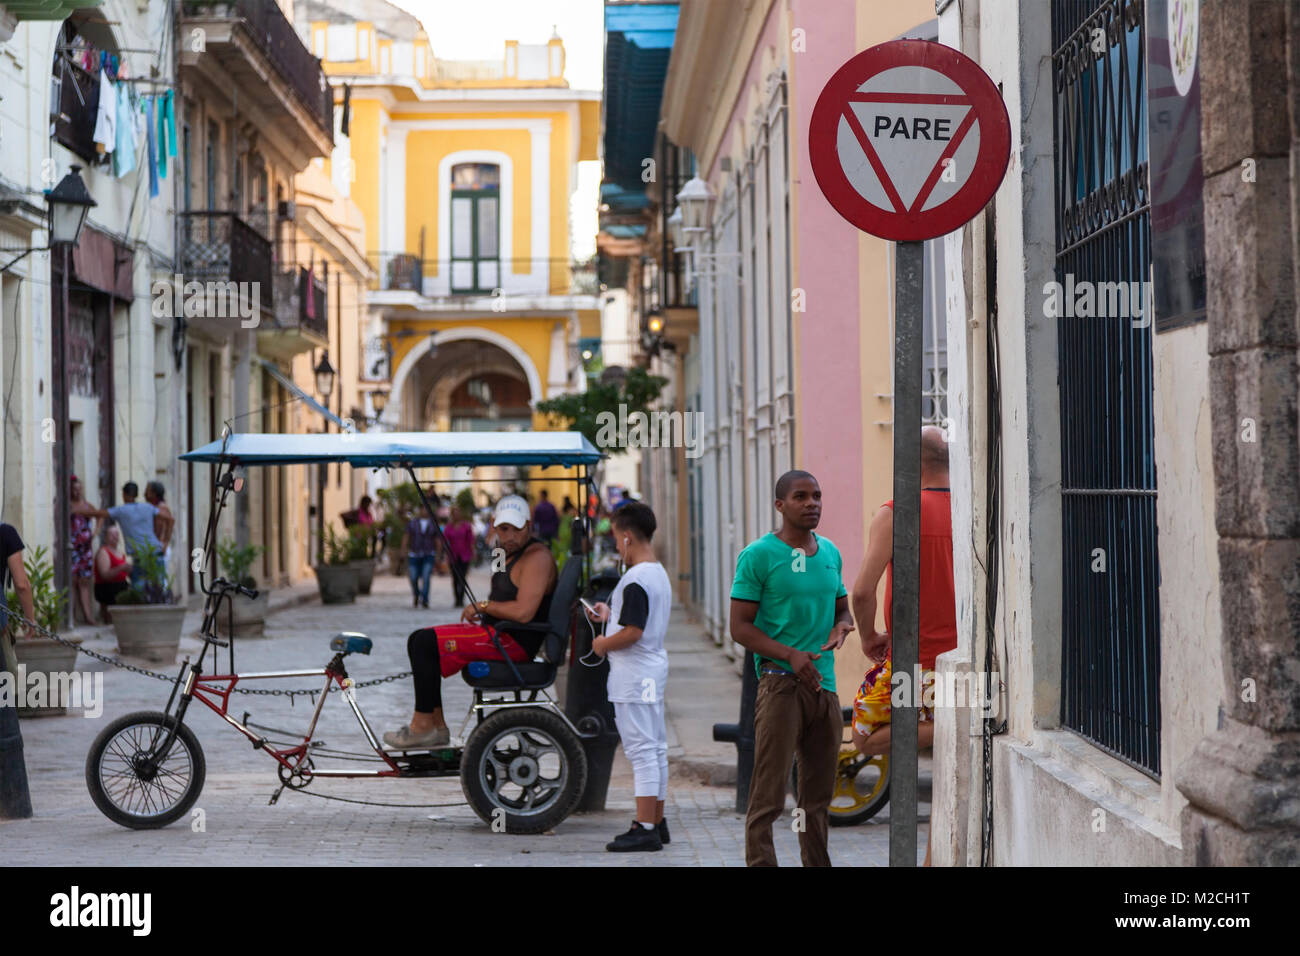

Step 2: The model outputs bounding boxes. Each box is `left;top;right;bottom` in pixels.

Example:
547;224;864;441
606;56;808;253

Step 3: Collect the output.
215;539;269;637
346;525;378;595
109;547;186;664
313;523;360;604
6;546;82;717
383;511;407;576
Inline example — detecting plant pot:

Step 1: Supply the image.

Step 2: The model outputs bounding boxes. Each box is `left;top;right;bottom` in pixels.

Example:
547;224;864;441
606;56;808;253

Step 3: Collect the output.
351;560;376;595
112;604;187;664
12;634;83;717
215;590;270;638
314;564;359;604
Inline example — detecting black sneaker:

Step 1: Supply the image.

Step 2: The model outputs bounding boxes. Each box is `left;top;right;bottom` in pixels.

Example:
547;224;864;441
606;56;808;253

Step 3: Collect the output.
658;819;670;845
606;821;662;852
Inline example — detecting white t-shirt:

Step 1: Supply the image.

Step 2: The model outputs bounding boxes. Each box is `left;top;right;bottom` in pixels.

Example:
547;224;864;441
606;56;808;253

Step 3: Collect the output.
605;560;672;703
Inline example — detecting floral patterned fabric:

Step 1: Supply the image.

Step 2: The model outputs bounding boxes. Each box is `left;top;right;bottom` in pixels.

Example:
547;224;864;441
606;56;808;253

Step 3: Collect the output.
70;512;94;579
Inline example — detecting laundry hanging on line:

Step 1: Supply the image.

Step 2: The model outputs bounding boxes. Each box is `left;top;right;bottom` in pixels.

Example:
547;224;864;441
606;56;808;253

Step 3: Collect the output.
144;96;158;198
92;68;116;155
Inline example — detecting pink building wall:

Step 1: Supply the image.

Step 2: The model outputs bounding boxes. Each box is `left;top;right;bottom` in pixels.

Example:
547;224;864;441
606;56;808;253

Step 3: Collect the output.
788;0;868;592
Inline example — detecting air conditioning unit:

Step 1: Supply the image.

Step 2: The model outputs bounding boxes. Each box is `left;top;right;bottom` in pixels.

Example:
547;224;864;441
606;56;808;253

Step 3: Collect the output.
277;200;296;221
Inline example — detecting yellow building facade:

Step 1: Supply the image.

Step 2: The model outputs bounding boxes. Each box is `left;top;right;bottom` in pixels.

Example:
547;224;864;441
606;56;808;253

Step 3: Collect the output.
309;2;600;505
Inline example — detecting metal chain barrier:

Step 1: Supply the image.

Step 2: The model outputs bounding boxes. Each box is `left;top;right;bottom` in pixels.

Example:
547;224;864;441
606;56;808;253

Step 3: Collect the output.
7;616;413;698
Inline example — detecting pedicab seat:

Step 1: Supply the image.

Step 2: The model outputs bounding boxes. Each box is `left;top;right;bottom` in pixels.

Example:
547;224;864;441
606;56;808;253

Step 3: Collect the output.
461;558;582;690
330;633;373;656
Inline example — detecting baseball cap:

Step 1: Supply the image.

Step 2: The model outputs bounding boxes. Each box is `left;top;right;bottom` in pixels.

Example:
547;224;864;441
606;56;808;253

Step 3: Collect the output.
493;494;530;529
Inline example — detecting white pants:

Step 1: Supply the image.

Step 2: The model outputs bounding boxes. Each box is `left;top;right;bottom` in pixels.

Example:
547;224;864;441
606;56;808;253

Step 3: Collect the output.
614;700;668;800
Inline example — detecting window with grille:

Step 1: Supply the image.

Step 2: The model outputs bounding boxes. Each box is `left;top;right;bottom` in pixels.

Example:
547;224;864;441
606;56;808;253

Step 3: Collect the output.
1052;0;1162;775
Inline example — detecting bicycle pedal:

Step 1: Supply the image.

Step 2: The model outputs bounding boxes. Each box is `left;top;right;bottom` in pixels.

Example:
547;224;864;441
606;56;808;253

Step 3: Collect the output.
269;786;284;806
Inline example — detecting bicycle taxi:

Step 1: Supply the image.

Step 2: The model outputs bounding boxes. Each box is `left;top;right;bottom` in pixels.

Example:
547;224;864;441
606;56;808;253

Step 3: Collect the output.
86;429;603;835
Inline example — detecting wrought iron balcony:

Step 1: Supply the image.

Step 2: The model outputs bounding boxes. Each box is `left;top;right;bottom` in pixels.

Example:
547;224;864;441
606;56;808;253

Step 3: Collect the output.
179;211;273;312
51;59;99;164
259;267;327;358
368;253;603;298
375;253;423;293
181;0;333;139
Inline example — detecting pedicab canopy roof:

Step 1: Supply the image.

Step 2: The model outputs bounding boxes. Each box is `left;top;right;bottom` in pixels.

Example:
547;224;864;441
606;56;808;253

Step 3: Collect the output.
180;431;604;469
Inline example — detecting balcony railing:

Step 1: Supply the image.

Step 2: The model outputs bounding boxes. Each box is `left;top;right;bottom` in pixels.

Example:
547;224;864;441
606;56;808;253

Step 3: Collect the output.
269;267;328;338
367;254;603;297
52;59;99;163
179;211;273;311
298;267;328;338
182;0;333;136
376;253;423;293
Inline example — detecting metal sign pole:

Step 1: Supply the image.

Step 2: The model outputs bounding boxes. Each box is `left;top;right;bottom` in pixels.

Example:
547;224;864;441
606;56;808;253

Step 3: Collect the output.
889;239;923;866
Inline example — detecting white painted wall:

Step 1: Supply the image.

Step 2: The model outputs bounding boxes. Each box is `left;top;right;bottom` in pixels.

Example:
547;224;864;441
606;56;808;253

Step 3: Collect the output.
937;0;1225;866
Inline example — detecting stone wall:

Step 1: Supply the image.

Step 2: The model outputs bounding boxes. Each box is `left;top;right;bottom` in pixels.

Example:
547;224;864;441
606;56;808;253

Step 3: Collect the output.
1176;0;1300;866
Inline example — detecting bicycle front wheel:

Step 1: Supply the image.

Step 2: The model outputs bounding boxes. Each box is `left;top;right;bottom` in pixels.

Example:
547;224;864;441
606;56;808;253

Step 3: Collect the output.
86;711;206;829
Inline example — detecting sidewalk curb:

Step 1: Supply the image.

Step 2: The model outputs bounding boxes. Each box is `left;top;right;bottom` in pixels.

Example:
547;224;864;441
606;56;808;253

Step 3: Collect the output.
670;753;737;788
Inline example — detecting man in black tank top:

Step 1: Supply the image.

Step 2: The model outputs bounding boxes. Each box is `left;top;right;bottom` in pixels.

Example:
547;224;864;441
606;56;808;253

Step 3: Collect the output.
383;495;558;751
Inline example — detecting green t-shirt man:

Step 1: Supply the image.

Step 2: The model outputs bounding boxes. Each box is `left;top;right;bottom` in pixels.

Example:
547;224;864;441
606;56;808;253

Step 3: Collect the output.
730;532;848;692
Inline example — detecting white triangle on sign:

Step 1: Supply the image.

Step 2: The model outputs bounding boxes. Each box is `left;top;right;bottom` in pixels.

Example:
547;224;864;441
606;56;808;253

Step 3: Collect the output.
842;101;973;212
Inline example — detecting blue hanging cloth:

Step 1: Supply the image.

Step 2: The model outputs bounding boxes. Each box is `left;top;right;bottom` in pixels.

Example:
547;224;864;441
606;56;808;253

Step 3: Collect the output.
156;92;167;180
144;96;158;198
112;81;136;177
163;90;177;158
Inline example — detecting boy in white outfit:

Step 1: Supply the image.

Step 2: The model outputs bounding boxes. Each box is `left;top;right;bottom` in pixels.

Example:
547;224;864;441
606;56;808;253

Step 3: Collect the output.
586;501;672;852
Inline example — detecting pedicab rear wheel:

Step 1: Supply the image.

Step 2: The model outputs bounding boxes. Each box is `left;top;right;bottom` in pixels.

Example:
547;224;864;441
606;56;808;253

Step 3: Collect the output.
461;707;587;834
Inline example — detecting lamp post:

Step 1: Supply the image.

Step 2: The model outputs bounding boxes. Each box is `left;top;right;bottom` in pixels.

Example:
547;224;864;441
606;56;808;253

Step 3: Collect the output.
4;166;96;822
674;176;740;288
369;387;388;426
314;350;336;563
48;167;96;599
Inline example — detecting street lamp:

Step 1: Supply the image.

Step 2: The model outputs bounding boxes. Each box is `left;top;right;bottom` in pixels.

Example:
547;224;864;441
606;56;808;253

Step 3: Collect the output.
1;165;97;274
369;387;388;421
313;350;336;398
675;176;715;238
47;166;97;246
666;206;684;249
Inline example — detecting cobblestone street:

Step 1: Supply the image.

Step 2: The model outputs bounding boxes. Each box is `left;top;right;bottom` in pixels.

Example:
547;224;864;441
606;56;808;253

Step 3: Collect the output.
5;568;928;866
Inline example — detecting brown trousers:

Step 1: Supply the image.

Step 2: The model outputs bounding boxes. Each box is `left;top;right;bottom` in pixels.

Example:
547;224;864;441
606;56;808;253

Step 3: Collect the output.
744;672;841;867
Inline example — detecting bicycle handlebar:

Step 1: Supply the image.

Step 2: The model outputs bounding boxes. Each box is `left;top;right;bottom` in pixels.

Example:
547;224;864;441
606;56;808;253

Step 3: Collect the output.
212;577;259;601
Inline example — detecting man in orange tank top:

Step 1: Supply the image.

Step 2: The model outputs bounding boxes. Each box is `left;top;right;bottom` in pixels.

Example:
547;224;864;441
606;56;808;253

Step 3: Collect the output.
850;426;956;864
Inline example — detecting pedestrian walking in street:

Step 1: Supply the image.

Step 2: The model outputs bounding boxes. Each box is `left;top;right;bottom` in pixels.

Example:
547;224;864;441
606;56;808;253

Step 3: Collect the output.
443;506;475;607
532;488;559;544
585;501;673;852
850;426;956;867
108;482;162;586
356;495;375;526
69;475;109;625
406;504;438;609
383;495;557;750
93;521;133;623
730;470;854;867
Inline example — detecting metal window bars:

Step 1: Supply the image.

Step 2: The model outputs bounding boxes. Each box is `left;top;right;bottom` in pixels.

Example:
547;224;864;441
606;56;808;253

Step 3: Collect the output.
1052;0;1162;777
